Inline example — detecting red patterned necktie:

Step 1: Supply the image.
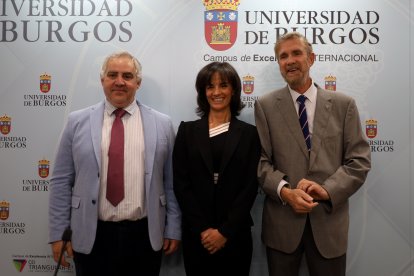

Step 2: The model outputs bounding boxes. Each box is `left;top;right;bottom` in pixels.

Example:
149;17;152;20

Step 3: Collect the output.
106;108;127;206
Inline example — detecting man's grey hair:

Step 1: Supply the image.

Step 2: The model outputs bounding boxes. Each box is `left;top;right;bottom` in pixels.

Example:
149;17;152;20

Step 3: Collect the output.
100;51;142;80
274;32;313;58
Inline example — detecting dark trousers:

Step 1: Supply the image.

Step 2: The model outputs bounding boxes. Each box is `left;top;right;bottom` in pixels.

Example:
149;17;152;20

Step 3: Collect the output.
182;228;253;276
73;218;162;276
266;218;346;276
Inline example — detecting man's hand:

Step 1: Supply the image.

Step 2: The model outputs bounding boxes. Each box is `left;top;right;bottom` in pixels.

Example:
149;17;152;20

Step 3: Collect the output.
297;178;330;201
51;240;73;268
163;239;180;255
281;186;318;213
200;228;227;254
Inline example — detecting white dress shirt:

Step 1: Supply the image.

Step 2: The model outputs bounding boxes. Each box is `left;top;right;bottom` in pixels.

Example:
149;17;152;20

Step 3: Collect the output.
99;100;146;221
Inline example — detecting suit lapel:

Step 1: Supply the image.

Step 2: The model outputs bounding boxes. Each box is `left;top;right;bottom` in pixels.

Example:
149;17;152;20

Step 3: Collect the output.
90;101;105;171
195;117;214;174
139;101;156;183
219;117;242;174
195;117;242;175
277;87;310;159
310;88;333;166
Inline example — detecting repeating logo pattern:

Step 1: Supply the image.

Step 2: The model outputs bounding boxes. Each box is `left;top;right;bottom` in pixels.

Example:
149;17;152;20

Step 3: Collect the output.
366;119;377;139
24;72;66;107
38;159;50;178
240;73;258;108
0;201;10;220
0;114;11;135
324;75;337;91
242;74;254;94
39;73;51;93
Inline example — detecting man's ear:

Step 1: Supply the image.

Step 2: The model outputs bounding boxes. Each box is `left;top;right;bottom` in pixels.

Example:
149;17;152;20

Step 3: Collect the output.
309;52;316;66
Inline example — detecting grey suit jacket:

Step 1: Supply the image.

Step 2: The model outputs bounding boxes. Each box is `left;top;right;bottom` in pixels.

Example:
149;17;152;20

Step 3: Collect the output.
254;85;370;258
49;100;181;254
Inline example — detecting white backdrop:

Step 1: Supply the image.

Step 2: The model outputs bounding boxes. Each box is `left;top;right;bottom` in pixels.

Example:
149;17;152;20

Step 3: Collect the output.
0;0;413;275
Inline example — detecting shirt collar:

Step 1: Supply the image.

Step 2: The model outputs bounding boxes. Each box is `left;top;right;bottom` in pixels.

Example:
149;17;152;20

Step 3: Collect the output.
288;80;317;104
104;99;138;116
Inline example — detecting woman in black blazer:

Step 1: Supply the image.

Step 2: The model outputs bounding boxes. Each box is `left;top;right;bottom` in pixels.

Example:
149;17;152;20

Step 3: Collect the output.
173;62;261;276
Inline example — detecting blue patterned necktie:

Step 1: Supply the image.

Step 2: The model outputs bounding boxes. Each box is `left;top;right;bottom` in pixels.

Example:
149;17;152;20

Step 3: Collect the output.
297;95;311;151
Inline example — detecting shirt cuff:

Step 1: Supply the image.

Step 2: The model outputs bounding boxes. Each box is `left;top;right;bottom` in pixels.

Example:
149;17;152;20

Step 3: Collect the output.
277;179;290;205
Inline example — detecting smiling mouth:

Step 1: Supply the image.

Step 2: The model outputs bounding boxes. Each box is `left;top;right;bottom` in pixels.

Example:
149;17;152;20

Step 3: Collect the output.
212;98;224;102
286;69;301;77
287;67;299;73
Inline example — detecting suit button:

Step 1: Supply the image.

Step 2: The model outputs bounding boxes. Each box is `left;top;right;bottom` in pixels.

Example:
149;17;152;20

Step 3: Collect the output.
92;200;96;205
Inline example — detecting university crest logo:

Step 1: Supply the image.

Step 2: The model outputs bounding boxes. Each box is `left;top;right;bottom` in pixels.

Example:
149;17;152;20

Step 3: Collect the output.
38;159;50;178
365;119;377;139
242;75;254;94
324;75;336;91
203;0;240;51
0;114;11;135
40;73;51;93
0;201;10;220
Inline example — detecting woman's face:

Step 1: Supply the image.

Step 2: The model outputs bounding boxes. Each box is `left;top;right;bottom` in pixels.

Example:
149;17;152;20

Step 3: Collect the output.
205;72;233;114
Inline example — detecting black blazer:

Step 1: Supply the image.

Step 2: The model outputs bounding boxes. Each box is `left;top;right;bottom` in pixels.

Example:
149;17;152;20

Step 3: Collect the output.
173;116;261;240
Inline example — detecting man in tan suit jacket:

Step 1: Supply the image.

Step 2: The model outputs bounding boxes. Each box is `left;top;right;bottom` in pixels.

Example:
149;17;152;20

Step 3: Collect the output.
254;32;371;276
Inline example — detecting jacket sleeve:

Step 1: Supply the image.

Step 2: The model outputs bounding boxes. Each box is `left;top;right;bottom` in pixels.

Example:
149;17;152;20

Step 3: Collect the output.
322;98;371;211
173;122;210;234
49;114;76;243
162;118;182;240
254;99;287;203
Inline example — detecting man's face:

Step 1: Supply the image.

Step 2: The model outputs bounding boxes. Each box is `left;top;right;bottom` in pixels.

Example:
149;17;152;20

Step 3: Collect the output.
101;56;140;108
276;38;315;93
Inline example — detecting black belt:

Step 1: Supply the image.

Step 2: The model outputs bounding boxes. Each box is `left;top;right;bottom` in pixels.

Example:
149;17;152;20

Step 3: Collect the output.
98;217;147;226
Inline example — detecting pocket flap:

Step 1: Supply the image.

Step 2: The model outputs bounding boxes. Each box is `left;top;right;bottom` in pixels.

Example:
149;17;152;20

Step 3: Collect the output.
160;194;166;206
71;196;81;208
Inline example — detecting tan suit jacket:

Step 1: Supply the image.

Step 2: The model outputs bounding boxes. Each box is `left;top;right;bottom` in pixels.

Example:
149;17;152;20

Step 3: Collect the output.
254;85;371;258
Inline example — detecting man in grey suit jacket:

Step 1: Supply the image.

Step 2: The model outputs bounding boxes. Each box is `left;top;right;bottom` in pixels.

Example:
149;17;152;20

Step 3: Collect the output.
254;32;371;276
49;51;181;276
